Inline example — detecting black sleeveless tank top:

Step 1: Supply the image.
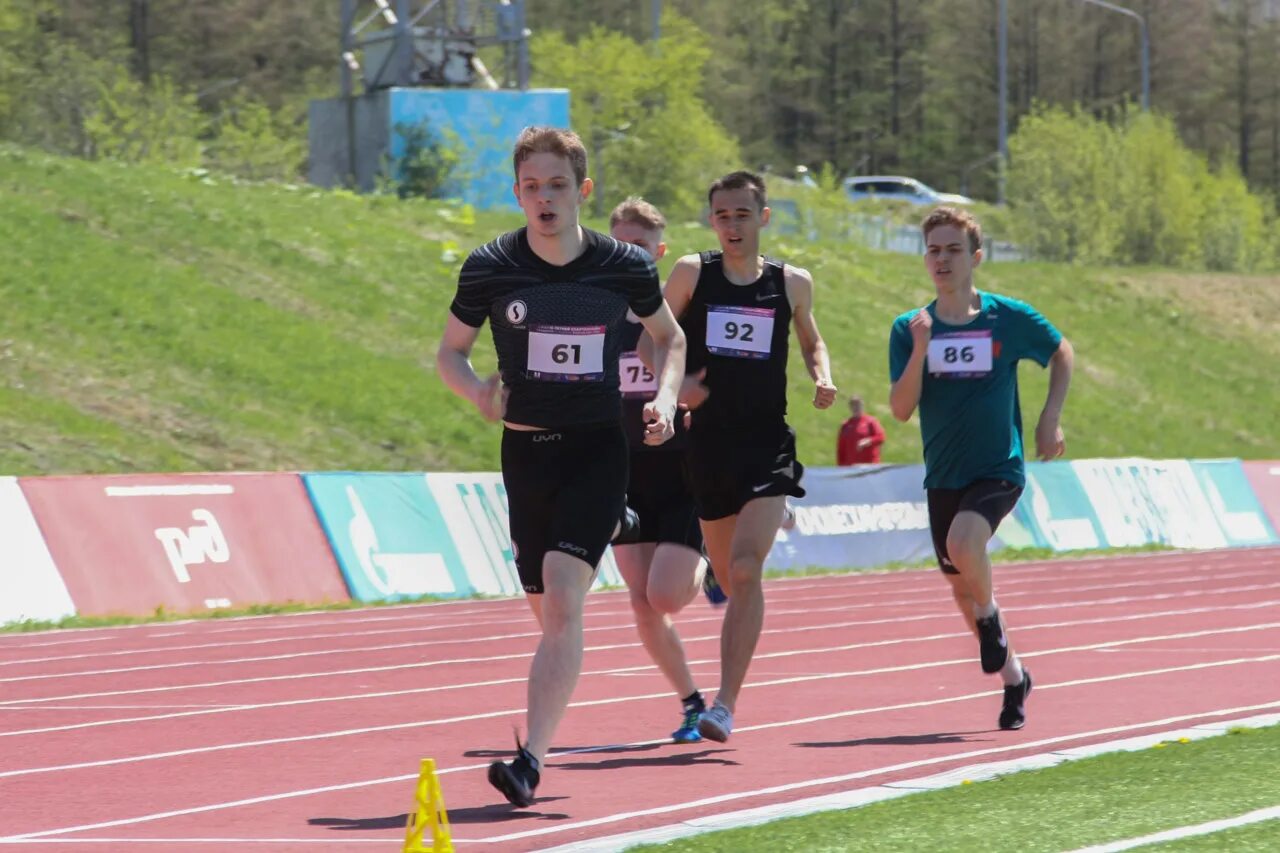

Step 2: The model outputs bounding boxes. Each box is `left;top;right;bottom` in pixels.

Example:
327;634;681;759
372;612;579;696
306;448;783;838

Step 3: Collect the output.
682;251;791;434
618;319;688;452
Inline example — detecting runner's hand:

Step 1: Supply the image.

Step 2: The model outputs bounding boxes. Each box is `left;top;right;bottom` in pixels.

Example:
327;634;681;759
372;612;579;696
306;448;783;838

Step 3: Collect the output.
642;399;676;446
678;369;710;411
814;378;837;409
909;308;932;352
474;373;506;422
1035;414;1065;460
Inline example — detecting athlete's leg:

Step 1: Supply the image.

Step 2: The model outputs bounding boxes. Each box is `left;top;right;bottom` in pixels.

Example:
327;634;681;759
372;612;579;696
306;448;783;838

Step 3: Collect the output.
526;593;544;629
946;510;994;609
617;542;696;698
713;494;785;713
522;551;595;765
646;543;705;613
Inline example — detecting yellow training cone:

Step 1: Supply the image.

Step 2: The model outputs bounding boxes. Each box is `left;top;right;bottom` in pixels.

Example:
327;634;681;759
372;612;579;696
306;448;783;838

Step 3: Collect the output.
404;758;453;853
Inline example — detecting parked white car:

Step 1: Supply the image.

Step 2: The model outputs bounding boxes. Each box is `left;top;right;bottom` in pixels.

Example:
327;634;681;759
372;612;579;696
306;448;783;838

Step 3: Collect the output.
843;175;974;207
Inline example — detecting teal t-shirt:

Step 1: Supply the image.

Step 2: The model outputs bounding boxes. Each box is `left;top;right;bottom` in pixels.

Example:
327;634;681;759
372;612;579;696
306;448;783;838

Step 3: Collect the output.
889;292;1062;490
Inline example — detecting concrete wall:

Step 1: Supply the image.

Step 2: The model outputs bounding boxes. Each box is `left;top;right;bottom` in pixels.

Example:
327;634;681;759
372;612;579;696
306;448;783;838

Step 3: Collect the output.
308;88;571;208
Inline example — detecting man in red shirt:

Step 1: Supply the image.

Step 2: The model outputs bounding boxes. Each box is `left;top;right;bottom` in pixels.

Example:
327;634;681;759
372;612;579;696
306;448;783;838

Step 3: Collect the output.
837;395;885;465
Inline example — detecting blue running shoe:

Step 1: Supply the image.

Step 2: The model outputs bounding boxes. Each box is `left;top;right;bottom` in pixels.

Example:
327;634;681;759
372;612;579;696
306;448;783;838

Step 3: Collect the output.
672;700;704;743
702;564;727;607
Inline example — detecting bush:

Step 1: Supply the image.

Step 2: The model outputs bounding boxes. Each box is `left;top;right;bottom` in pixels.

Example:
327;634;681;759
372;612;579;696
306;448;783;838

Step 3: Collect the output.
382;121;465;200
1007;105;1278;272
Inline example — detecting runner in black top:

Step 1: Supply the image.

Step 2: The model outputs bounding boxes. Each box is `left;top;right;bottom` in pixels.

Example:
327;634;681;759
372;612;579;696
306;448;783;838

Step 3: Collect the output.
658;171;837;744
609;198;709;745
436;128;687;807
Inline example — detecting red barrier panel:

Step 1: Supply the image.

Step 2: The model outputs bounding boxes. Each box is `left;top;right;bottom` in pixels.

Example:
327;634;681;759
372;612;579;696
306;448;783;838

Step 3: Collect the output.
1243;461;1280;534
20;473;350;617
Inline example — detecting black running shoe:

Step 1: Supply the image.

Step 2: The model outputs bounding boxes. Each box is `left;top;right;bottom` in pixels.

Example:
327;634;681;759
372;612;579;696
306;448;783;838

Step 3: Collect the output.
611;506;643;545
999;668;1033;730
975;611;1009;674
487;742;540;807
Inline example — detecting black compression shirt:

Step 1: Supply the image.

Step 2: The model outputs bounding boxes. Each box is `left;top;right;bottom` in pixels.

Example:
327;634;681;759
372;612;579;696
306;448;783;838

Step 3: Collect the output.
450;227;663;429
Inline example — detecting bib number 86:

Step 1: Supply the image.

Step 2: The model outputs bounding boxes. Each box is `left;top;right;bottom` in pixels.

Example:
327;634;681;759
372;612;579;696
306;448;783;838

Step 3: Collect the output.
942;345;974;364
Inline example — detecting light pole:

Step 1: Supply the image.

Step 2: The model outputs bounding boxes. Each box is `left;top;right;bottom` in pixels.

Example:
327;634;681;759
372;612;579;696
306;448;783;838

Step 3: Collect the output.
1078;0;1150;110
997;0;1008;204
996;0;1150;203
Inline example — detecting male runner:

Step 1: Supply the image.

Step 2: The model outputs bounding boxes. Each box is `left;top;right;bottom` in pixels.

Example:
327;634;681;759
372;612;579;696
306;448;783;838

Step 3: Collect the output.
658;170;837;743
609;197;710;744
889;206;1074;730
436;127;687;805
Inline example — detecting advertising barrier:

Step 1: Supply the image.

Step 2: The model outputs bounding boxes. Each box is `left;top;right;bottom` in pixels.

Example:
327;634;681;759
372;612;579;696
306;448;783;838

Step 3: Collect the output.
766;465;938;571
303;471;624;602
1012;458;1278;551
1243;461;1280;534
20;473;349;616
0;477;76;624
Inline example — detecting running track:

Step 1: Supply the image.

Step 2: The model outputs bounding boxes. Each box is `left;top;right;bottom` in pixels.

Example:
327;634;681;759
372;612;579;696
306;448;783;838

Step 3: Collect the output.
1;547;1278;851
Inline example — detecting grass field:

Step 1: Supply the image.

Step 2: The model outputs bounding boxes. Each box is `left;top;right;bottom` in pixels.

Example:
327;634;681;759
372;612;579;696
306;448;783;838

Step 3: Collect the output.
3;145;1278;478
628;724;1280;852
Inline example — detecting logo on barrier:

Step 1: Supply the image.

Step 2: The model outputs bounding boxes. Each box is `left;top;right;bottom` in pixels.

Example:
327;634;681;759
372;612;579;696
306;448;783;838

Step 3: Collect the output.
154;509;230;583
346;486;453;596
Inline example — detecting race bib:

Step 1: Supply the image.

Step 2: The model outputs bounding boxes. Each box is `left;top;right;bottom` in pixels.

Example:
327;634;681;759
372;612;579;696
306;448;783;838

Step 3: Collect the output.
927;331;994;378
527;324;606;382
619;351;657;398
706;305;774;360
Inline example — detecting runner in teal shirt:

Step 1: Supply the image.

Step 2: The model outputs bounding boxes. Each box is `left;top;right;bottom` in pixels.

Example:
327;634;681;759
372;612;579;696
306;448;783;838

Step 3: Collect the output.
889;292;1062;490
889;207;1074;733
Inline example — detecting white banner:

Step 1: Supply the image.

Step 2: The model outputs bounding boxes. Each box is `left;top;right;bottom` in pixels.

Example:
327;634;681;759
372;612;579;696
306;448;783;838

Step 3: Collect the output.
0;477;76;624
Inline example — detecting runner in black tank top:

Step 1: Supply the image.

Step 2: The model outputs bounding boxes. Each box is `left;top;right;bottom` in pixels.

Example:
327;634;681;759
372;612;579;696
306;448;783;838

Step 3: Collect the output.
661;171;837;745
610;200;710;745
437;129;689;807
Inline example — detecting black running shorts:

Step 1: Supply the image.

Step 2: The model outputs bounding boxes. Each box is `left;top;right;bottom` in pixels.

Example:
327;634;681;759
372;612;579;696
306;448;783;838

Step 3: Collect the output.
926;478;1024;575
685;423;806;521
624;450;703;551
501;423;629;594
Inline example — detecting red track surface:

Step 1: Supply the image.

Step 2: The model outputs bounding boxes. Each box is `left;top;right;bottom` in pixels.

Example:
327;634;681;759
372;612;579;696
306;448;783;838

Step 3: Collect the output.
1;547;1278;851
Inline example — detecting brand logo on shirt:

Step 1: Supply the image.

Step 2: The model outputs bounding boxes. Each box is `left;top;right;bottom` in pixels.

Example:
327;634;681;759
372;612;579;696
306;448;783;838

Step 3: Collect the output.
506;300;528;326
755;292;780;302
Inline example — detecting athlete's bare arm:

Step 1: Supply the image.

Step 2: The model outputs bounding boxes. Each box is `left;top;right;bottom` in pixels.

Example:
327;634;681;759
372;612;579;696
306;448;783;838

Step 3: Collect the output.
889;308;931;422
1035;337;1074;459
636;302;686;445
436;314;505;422
785;265;836;409
638;254;708;411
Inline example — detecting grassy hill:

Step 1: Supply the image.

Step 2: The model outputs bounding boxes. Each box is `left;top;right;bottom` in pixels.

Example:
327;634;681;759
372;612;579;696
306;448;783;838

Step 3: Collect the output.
2;146;1277;476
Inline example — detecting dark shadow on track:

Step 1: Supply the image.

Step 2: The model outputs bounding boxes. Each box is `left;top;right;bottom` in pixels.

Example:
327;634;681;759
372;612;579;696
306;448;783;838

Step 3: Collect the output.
795;731;991;749
309;798;572;829
554;747;738;771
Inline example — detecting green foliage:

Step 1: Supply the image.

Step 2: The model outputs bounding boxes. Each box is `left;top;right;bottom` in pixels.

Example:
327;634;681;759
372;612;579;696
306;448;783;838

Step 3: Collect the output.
1008;106;1279;272
531;12;740;220
83;69;204;166
382;121;465;200
1;150;1277;478
206;95;305;181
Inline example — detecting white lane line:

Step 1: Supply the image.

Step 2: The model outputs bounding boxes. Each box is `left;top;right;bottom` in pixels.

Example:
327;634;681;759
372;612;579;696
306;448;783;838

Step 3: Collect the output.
7;576;1279;686
1063;805;1280;852
2;628;1278;781
0;546;1271;651
2;550;1269;658
6;700;1278;844
3;599;1277;730
542;713;1280;852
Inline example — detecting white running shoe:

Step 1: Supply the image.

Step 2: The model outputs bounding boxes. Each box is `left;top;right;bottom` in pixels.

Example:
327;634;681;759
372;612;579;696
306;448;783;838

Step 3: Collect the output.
698;700;734;743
